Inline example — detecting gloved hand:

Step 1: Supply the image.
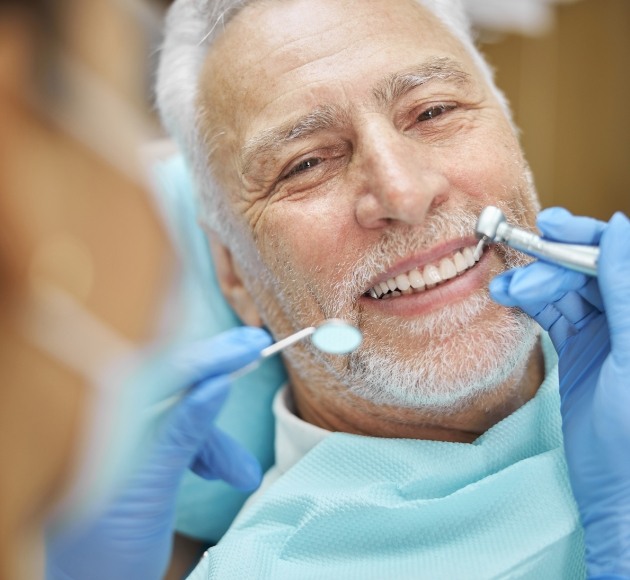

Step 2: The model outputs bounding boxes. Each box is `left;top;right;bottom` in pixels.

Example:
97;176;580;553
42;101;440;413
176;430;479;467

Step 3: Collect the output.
46;326;272;580
490;208;630;579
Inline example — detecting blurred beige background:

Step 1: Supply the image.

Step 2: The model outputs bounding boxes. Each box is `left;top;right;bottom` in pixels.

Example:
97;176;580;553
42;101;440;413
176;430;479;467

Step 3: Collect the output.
480;0;630;220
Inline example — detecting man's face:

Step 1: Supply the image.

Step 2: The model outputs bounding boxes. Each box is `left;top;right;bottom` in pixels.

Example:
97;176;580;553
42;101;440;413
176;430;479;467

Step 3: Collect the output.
200;0;539;408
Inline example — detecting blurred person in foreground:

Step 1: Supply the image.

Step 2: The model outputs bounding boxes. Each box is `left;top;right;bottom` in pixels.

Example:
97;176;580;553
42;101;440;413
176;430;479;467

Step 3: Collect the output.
0;1;272;579
0;0;172;576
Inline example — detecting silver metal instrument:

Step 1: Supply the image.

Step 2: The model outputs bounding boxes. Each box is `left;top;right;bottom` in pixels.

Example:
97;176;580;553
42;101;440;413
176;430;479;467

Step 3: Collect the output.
230;318;363;380
475;206;599;276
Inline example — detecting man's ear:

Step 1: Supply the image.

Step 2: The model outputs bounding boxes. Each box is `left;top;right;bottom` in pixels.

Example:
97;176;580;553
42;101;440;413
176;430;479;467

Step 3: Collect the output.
208;233;263;327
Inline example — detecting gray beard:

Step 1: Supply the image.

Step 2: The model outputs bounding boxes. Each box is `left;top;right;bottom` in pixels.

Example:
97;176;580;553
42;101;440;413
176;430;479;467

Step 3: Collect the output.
338;293;540;410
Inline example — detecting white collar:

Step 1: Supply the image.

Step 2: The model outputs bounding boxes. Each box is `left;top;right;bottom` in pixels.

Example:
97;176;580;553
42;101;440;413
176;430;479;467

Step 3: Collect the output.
272;386;331;476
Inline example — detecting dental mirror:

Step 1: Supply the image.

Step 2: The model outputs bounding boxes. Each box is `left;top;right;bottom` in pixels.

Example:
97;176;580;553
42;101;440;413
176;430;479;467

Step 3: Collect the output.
231;318;362;379
311;318;363;354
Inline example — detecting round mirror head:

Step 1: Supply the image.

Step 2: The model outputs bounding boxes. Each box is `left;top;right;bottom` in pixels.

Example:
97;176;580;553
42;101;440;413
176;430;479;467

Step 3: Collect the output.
311;319;363;355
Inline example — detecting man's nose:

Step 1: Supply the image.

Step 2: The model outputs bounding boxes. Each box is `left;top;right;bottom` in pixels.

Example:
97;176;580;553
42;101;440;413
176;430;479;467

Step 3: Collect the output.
353;125;449;229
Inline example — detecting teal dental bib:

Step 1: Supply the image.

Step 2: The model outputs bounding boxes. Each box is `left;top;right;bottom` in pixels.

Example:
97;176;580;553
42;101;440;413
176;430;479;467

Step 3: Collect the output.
189;338;585;579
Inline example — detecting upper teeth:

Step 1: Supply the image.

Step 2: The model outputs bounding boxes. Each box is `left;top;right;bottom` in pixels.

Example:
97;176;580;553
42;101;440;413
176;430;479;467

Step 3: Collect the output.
367;245;481;300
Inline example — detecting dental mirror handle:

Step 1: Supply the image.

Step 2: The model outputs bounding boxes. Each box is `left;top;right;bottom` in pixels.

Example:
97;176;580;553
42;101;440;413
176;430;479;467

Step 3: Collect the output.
497;222;599;277
229;319;362;381
230;326;316;380
150;326;319;416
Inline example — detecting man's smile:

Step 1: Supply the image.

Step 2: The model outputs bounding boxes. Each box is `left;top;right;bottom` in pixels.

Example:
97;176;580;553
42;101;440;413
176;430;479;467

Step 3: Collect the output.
357;237;495;317
365;242;483;299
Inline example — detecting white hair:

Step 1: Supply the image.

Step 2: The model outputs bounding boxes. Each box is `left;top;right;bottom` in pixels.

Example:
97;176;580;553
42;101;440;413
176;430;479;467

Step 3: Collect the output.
155;0;513;247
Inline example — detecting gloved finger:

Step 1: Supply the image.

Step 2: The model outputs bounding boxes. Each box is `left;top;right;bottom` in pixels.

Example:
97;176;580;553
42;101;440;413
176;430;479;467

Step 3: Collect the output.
517;287;602;351
163;374;231;451
491;265;603;314
599;212;630;349
531;303;584;352
173;327;272;387
493;261;590;304
537;207;607;244
191;426;262;492
552;290;601;329
490;270;552;314
576;277;605;313
489;269;518;305
489;270;522;307
490;270;555;321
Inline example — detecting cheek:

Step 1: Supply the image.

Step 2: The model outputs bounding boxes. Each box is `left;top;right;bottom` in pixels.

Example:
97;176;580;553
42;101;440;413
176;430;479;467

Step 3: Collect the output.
258;194;358;286
444;127;525;204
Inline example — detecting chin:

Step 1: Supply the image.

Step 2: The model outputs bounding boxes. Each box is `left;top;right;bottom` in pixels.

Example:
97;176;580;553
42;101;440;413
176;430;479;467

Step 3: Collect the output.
343;296;541;411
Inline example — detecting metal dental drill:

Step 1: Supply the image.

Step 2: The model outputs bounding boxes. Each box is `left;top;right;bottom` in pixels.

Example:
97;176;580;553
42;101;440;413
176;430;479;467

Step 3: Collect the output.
475;206;600;277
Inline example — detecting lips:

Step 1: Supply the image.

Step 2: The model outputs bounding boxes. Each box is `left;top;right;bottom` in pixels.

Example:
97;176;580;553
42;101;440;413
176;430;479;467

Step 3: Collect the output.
365;244;482;300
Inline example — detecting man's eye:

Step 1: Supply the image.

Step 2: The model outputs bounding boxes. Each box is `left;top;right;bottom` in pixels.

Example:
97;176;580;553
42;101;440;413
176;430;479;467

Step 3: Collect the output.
284;157;322;179
417;104;456;122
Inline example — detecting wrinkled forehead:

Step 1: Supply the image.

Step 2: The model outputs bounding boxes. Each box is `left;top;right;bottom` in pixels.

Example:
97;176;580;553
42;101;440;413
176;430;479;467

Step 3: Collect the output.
197;0;478;164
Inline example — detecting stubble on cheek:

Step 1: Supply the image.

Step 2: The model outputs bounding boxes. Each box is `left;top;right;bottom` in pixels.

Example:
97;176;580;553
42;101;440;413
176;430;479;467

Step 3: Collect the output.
249;224;332;336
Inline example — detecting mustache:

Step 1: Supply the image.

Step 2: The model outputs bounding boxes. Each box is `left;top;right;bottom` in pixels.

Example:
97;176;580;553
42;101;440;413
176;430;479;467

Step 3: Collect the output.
322;201;533;317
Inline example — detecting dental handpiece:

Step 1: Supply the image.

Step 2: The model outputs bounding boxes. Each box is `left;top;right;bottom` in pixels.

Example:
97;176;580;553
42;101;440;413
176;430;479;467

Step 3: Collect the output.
475;206;600;277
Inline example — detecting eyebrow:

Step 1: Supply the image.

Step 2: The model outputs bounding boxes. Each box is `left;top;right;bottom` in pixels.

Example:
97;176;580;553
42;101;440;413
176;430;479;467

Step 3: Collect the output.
240;104;348;176
373;57;472;106
240;57;472;176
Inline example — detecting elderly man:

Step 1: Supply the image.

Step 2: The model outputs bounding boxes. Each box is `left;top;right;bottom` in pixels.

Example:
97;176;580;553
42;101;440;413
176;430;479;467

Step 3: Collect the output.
154;0;579;576
45;0;630;578
160;0;543;432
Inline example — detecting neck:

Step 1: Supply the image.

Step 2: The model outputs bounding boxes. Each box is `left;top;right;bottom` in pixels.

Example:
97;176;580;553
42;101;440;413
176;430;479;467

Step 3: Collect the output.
289;340;545;443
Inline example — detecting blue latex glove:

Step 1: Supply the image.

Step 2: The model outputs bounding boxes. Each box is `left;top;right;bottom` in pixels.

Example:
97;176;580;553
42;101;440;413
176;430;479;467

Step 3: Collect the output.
46;326;272;580
490;208;630;579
